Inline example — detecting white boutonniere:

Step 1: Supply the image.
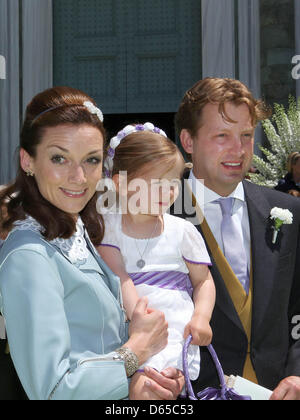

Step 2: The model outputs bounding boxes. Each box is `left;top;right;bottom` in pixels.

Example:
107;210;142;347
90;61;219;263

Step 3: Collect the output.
270;207;293;244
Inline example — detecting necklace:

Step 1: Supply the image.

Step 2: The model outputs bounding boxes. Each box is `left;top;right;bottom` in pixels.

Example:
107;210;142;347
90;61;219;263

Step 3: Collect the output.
123;216;160;269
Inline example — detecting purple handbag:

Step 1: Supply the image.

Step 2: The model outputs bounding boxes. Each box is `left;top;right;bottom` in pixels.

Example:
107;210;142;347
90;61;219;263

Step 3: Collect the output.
183;335;251;400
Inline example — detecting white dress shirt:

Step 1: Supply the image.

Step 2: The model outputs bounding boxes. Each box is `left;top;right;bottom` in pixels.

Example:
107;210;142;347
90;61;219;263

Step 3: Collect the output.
188;171;251;275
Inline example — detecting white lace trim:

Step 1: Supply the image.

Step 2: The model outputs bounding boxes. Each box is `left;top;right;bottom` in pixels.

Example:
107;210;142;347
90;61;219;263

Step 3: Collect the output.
10;216;90;265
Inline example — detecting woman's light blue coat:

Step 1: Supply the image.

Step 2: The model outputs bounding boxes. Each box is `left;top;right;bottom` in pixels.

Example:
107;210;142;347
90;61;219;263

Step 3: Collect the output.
0;227;129;400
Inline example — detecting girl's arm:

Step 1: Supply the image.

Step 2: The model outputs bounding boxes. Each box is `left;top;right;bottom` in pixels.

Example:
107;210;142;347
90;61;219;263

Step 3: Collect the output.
97;245;139;320
184;262;216;346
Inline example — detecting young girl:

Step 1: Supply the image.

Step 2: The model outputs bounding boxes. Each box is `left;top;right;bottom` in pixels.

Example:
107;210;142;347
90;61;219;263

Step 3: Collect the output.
97;123;216;400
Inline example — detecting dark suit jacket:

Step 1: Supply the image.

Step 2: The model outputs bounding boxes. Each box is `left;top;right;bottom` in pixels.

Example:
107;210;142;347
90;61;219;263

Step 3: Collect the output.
174;176;300;392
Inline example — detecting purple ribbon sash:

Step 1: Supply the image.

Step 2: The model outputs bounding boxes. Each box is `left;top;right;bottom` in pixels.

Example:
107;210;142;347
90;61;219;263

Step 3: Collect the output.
130;271;193;297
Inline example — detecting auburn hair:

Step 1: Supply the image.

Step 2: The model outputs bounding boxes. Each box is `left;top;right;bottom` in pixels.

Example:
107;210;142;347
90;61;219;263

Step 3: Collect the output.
175;77;271;137
0;86;105;245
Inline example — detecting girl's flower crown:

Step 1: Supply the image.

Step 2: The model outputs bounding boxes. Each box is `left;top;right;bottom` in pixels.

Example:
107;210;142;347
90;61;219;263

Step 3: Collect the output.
104;122;167;178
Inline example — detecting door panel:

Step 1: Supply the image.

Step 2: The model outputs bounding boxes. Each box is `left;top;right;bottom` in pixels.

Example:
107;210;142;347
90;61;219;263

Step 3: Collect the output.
53;0;201;114
54;0;127;113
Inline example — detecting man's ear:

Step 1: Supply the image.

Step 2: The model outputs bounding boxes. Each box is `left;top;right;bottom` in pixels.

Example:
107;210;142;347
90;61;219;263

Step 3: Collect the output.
20;148;34;174
180;129;194;154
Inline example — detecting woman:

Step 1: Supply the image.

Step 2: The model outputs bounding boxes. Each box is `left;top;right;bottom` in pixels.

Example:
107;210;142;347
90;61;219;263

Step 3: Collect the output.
0;87;184;400
275;152;300;197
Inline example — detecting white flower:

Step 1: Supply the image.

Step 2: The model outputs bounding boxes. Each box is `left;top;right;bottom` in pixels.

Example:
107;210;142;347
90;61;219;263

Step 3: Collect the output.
123;125;136;135
270;207;293;225
143;122;155;131
105;157;114;170
270;207;293;244
83;101;104;122
110;136;121;149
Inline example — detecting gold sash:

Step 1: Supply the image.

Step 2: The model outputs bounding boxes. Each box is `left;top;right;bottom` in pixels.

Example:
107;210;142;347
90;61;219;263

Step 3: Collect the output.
190;192;258;383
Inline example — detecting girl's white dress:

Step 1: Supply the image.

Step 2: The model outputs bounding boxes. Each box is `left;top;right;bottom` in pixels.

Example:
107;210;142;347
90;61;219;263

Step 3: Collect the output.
101;213;211;380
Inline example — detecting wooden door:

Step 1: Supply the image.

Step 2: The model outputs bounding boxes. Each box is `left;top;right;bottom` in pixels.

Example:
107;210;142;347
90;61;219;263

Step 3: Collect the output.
53;0;201;114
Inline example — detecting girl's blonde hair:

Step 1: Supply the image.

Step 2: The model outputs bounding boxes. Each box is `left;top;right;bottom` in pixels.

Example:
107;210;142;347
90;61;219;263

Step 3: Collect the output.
110;130;185;179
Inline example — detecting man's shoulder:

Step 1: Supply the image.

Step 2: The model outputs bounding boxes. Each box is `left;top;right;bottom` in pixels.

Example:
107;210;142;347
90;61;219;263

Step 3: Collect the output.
243;180;300;211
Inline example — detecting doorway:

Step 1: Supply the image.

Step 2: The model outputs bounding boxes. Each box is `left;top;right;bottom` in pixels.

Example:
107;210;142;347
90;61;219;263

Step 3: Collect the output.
53;0;202;141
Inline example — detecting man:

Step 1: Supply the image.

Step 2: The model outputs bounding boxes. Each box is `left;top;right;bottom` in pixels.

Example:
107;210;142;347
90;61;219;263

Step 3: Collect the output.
174;78;300;400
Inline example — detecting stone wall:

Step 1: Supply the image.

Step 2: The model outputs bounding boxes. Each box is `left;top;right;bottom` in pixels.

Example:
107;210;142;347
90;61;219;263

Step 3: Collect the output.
260;0;296;108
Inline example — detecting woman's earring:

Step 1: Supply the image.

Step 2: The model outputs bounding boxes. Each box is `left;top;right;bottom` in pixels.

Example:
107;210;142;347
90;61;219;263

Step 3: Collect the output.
26;169;34;177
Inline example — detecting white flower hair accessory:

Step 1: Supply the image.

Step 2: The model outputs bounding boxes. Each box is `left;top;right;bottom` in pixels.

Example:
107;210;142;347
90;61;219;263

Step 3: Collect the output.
103;122;167;178
270;207;293;244
31;101;104;125
83;101;104;123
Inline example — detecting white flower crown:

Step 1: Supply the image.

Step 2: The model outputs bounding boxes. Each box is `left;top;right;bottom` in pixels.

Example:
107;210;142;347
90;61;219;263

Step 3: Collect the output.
103;122;167;178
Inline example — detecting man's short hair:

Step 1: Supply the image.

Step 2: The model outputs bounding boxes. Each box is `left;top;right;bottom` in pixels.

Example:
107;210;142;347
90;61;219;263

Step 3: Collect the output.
175;77;271;137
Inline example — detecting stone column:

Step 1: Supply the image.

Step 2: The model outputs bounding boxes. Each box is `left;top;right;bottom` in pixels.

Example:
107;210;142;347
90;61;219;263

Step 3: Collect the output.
0;0;20;184
238;0;261;99
22;0;53;115
0;0;53;184
201;0;236;78
238;0;262;152
295;0;300;98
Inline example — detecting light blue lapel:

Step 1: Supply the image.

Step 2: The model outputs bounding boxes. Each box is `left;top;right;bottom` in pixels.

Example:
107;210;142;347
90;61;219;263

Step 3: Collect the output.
83;232;122;302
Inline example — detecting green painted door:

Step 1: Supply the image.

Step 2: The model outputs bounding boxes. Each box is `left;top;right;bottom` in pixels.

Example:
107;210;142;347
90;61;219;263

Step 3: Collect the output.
53;0;202;115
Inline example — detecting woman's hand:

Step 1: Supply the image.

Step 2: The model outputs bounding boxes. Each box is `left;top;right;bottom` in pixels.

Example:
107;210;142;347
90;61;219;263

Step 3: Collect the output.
130;367;185;400
126;297;168;365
